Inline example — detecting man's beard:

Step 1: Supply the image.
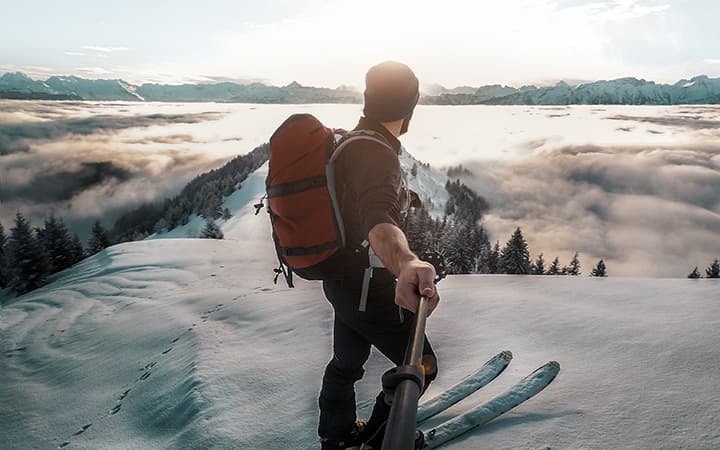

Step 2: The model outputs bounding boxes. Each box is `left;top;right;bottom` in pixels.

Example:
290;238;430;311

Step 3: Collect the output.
400;112;413;135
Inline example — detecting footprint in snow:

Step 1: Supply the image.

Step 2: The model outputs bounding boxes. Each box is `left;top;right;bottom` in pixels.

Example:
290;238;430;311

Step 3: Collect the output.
59;442;70;448
72;424;92;436
110;404;122;415
139;361;157;371
140;371;151;381
162;347;172;355
119;389;131;401
172;337;180;343
4;347;26;357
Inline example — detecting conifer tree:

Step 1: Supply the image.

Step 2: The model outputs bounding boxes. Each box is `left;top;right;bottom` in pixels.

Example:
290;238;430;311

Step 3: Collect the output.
7;212;50;294
488;241;500;274
88;220;111;255
687;267;702;279
591;259;608;277
532;253;545;275
69;234;85;265
201;218;224;239
42;215;75;273
706;260;720;278
0;221;8;289
500;227;531;274
477;239;493;274
222;208;233;221
547;256;562;275
565;252;582;276
443;222;474;274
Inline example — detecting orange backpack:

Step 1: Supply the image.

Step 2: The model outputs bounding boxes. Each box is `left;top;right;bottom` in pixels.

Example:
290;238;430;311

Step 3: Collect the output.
264;113;392;287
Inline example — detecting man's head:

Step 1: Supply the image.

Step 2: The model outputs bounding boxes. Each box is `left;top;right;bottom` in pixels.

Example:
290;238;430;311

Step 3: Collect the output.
363;61;419;137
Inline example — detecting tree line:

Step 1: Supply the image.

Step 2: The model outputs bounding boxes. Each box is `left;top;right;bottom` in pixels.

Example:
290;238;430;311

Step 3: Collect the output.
687;261;720;279
401;180;607;277
0;214;111;295
111;144;269;242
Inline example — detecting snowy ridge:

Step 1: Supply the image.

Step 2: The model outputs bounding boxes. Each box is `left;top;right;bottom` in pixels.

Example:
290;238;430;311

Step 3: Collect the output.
400;147;450;217
154;145;450;241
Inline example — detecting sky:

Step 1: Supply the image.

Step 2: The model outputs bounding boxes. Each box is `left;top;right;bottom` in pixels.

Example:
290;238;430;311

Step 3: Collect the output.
1;0;720;88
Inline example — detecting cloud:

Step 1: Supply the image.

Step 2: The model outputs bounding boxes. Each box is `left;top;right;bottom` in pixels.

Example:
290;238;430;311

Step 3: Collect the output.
0;107;230;241
74;66;113;75
124;134;198;145
64;51;87;57
461;141;720;277
0;111;222;155
81;46;130;53
606;114;720;130
0;161;133;202
563;0;671;22
705;59;720;64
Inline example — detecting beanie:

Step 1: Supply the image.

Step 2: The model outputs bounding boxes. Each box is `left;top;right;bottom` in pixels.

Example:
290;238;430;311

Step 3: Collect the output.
363;61;420;122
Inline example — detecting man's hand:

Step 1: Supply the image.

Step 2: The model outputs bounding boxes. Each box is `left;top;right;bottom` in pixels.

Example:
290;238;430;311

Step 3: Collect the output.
368;223;442;316
395;258;440;316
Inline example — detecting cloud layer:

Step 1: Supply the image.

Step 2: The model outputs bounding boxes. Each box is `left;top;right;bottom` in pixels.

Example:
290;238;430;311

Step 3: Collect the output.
462;129;720;277
0;105;228;241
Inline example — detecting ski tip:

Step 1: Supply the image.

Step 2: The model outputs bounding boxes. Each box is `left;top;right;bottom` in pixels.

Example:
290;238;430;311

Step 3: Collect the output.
499;350;513;361
524;360;561;380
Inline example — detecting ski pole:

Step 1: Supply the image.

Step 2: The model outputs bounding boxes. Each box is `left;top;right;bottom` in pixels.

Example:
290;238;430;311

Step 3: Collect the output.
382;295;430;450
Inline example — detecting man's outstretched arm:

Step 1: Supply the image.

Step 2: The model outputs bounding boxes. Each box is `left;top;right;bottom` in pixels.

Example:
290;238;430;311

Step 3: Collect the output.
368;223;440;316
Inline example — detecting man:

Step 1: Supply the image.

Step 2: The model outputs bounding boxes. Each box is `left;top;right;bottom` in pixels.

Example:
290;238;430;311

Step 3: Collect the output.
318;61;441;450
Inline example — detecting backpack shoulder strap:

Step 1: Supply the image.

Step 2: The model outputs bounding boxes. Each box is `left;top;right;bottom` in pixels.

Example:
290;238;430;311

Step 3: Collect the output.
325;130;395;248
330;129;394;164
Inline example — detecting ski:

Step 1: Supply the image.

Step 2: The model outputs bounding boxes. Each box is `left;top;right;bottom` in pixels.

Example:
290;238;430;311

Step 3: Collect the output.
420;361;561;449
417;350;513;424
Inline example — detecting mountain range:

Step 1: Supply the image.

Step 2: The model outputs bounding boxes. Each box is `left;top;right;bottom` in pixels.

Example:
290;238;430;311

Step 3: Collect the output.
2;71;720;105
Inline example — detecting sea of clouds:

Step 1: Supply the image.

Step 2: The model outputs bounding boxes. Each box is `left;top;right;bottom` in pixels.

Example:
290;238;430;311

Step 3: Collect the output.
1;102;718;276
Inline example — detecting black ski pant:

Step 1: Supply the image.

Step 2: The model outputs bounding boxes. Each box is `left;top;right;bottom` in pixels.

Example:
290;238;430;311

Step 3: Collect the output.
318;272;438;441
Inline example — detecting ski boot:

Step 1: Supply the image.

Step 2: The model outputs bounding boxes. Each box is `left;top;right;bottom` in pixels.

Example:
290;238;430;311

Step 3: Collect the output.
320;420;367;450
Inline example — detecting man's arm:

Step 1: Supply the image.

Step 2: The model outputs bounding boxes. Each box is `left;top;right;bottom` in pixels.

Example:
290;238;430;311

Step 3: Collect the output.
368;223;440;316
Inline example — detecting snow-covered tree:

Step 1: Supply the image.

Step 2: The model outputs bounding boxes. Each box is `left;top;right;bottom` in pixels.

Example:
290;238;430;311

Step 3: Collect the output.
565;252;582;276
706;260;720;278
201;218;224;239
591;259;608;277
547;257;562;275
0;221;8;289
7;212;50;294
477;239;493;274
222;208;233;221
88;220;111;255
532;253;545;275
443;222;474;274
687;267;702;279
500;227;531;275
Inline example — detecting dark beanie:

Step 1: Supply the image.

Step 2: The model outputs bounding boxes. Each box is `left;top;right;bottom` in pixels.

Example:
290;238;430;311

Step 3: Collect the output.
363;61;419;122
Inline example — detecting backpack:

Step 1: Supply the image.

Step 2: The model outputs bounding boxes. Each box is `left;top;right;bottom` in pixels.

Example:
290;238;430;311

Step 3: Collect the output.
263;113;393;287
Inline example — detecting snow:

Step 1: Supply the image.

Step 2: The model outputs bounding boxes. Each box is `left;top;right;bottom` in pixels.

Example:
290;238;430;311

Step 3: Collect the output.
149;162;269;240
400;147;450;217
2;167;720;449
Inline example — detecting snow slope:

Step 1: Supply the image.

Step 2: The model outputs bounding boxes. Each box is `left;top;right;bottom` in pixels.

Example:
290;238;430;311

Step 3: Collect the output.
2;165;719;449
